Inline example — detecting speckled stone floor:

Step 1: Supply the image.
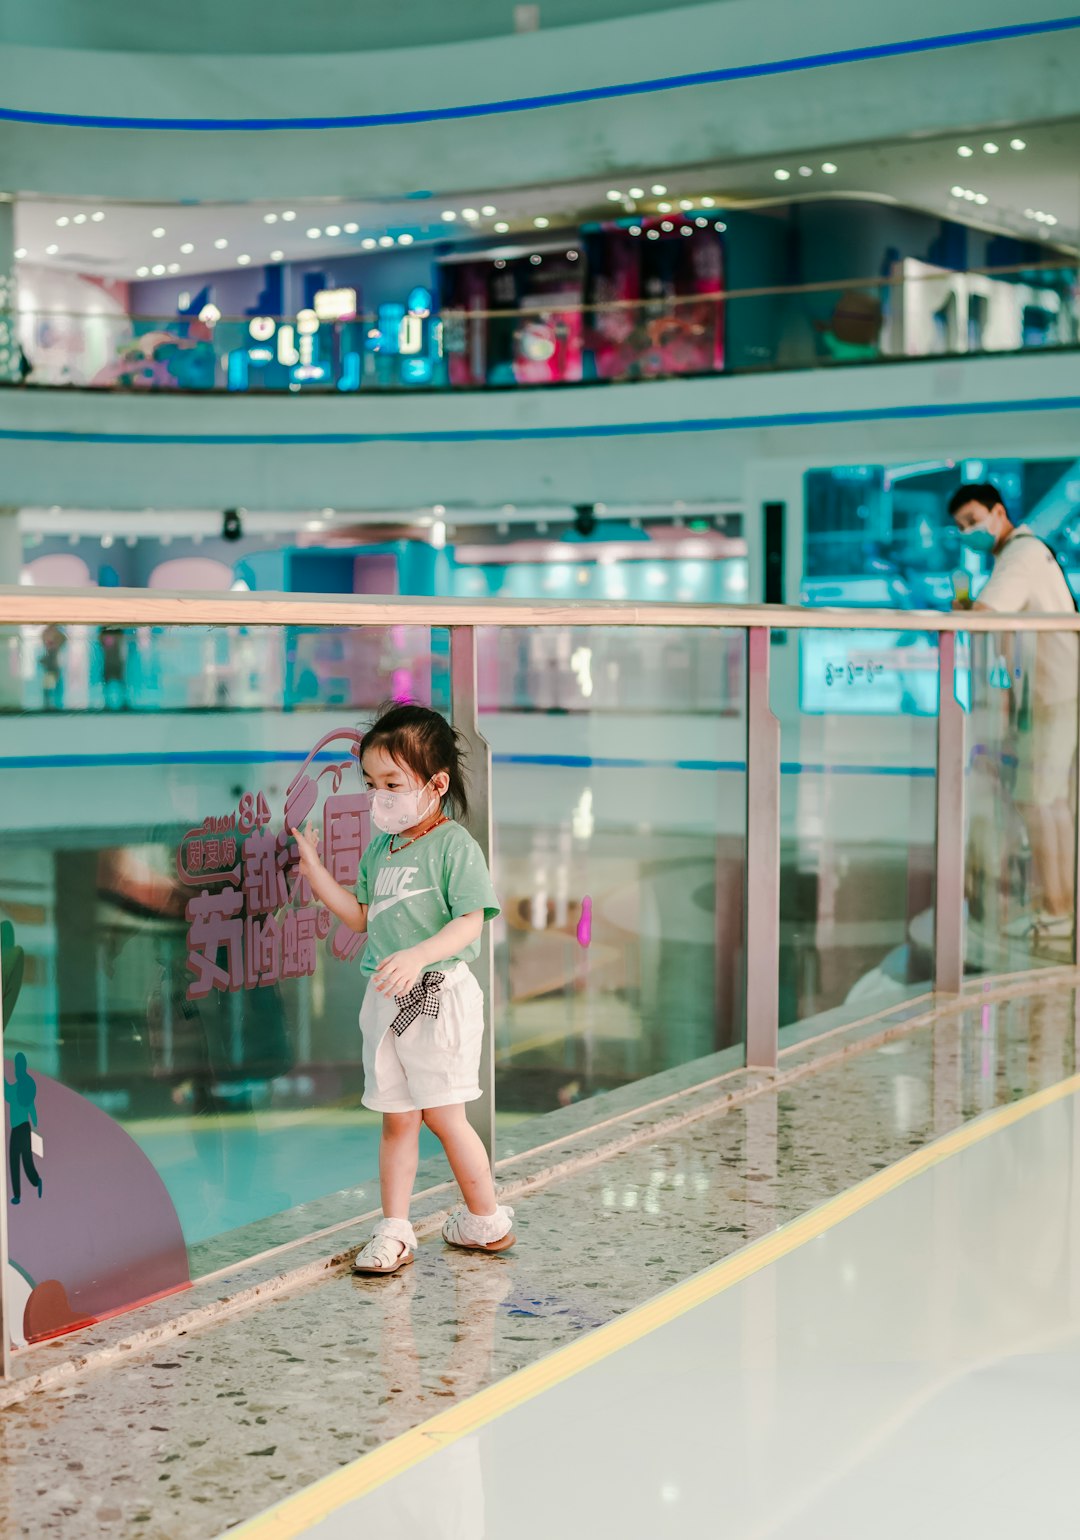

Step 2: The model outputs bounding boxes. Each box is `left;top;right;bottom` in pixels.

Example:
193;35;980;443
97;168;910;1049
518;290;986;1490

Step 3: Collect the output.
1;986;1077;1539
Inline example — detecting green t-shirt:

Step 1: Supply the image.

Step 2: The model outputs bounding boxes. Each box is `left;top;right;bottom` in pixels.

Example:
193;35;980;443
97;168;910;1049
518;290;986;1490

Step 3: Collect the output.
356;819;500;977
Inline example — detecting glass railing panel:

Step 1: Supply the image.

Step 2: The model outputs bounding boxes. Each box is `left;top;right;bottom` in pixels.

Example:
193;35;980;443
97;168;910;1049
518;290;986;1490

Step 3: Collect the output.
483;624;747;1137
0;622;447;1337
963;627;1078;974
772;627;940;1039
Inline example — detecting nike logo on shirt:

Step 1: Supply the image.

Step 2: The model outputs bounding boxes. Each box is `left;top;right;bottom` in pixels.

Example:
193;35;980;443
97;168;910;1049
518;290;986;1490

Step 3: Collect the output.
367;886;436;920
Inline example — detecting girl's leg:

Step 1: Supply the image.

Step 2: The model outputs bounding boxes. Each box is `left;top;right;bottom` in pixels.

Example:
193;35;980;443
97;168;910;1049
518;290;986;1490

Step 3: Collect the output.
380;1110;423;1220
422;1104;497;1216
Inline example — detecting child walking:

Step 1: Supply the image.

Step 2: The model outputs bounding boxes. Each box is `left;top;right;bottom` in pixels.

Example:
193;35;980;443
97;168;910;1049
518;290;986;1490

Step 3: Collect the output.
291;703;514;1275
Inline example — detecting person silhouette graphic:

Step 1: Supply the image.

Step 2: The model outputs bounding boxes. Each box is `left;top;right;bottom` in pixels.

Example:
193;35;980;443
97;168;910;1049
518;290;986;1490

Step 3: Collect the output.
5;1053;42;1204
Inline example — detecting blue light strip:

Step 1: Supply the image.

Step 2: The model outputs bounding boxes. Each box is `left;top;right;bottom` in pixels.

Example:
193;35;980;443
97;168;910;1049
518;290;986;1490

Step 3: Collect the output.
1;394;1078;447
0;17;1076;130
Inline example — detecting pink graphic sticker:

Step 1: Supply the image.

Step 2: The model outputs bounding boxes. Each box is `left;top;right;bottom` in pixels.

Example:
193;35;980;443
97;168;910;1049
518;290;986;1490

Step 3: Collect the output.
576;895;593;949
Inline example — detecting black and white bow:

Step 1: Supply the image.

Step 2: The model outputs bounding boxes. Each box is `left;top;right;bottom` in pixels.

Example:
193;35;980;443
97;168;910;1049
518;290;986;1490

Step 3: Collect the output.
390;971;446;1036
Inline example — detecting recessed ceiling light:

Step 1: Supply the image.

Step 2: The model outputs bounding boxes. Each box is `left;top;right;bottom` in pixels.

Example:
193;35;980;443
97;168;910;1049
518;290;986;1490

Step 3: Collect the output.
152;227;166;237
714;220;727;232
151;263;165;275
264;212;278;224
628;187;644;199
91;210;105;222
481;204;496;216
306;227;321;238
530;254;542;265
379;235;394;247
214;237;228;249
56;216;69;227
657;202;672;213
344;221;359;234
270;249;284;261
695;216;709;227
957;145;974;157
136;265;149;276
281;210;296;221
180;242;194;254
73;213;87;224
774;169;791;181
798;166;813;177
534;216;549;228
951;185;965;197
441;211;457;221
681;225;693;236
325;224;341;236
398;233;414;244
1010;138;1026;150
679;198;694;209
462;207;479;220
651;183;667;195
606;190;622;202
647;229;660;239
974;193;988;204
629;225;642;236
1045;214;1058;226
983;142;999;153
567;249;579;260
494;221;509;233
701;196;716;207
167;262;181;273
45;243;58;255
661;220;674;231
821;162;838;174
237;254;251;264
361;237;377;249
14;247;26;259
494;258;506;269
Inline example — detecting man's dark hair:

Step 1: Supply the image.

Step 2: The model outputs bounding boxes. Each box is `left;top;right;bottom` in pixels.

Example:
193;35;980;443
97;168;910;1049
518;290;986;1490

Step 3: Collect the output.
947;483;1008;518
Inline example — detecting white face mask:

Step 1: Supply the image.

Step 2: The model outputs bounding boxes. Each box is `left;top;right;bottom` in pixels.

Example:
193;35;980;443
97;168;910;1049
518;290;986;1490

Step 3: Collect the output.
369;780;439;835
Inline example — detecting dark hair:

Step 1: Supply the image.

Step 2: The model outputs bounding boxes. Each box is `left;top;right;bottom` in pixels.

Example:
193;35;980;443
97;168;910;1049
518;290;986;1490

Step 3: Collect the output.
948;482;1008;518
358;703;469;819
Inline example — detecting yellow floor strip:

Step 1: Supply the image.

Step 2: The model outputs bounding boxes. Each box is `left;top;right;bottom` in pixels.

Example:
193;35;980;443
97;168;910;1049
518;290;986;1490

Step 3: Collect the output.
227;1072;1080;1539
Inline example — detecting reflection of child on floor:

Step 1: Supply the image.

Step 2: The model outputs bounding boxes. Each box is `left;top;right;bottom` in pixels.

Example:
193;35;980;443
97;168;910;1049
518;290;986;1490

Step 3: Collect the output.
292;704;514;1276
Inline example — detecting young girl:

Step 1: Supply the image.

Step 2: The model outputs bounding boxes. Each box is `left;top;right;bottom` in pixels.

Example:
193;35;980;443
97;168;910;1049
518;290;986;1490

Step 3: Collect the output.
291;703;514;1275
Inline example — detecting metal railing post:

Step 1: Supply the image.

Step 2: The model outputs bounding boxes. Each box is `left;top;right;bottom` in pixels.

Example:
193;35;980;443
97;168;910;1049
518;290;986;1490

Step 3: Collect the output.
744;627;781;1070
449;625;497;1166
935;631;966;994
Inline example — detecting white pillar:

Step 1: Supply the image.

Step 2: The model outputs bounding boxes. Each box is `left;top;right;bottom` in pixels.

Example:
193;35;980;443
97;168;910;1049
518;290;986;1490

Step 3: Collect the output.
0;200;19;384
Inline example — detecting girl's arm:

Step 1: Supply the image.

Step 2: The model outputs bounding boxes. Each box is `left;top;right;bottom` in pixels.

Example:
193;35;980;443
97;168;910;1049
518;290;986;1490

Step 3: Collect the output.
373;911;484;994
291;823;368;934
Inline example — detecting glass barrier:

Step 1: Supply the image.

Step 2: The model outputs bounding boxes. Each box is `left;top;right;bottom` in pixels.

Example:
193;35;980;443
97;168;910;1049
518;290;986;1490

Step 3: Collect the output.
773;628;940;1034
964;628;1079;974
485;625;747;1127
7;260;1077;394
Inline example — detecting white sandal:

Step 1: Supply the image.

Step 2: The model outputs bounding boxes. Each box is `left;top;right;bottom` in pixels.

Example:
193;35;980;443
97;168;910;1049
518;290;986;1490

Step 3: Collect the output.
442;1204;516;1253
353;1217;417;1275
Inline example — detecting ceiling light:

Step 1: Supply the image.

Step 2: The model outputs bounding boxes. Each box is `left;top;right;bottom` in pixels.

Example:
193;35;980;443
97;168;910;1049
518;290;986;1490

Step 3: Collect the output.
679;198;694;209
441;210;457;221
680;225;693;236
651;183;667;194
264;213;278;224
379;235;394;246
152;226;165;237
306;227;321;238
701;196;716;207
695;216;709;227
481;204;497;216
462;208;479;220
628;187;644;199
14;246;26;259
151;263;165;274
530;254;542;265
325;224;341;237
974;193;988;204
798;166;813;177
821;162;838;174
957;145;973;157
1010;138;1026;150
647;229;660;239
362;237;377;249
180;242;194;254
774;169;791;181
606;190;622;201
136;265;149;277
91;210;105;222
56;216;69;227
73;213;87;224
45;243;58;255
714;220;727;231
167;262;180;273
494;258;506;269
344;222;359;234
983;142;999;153
951;185;965;197
534;216;549;228
398;233;414;244
237;253;251;264
494;221;509;233
661;220;673;231
270;249;284;261
214;237;228;249
1045;214;1058;226
101;534;114;549
567;249;579;260
629;225;642;236
282;210;296;221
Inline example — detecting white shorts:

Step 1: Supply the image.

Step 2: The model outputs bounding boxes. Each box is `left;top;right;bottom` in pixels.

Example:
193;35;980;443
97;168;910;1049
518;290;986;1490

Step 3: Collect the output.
1014;700;1077;807
359;961;485;1114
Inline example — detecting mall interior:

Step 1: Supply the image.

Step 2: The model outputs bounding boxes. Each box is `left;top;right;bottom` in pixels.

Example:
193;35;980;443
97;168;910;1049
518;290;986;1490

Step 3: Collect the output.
3;1;1080;1535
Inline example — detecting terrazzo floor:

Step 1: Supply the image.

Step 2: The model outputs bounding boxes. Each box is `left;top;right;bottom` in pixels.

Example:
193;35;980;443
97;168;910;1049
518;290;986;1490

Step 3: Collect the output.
1;986;1077;1539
